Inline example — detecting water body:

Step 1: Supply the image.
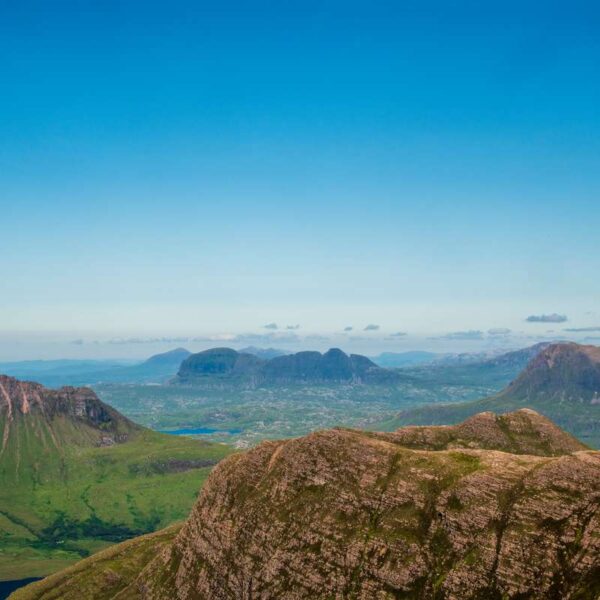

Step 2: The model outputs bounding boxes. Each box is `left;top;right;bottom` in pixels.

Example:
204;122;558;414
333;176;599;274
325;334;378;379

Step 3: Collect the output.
0;578;42;599
161;426;242;435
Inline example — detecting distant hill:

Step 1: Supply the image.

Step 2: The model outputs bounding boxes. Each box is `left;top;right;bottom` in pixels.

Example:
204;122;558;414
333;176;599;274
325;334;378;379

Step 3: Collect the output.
0;348;191;387
384;342;600;447
91;347;192;383
370;351;439;368
140;347;191;368
175;347;402;385
20;410;600;599
238;346;287;360
0;375;231;580
0;359;135;387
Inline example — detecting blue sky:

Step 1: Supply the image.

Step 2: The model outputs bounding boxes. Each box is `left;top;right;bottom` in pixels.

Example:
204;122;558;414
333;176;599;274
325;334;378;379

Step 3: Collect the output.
1;1;600;359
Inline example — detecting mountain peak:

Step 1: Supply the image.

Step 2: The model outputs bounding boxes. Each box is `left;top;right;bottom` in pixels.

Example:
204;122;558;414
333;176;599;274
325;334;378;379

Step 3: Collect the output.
501;342;600;404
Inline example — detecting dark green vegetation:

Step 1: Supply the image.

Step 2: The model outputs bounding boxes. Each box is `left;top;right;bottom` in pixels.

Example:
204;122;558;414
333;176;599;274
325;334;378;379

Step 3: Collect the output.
385;342;600;447
0;376;231;581
175;347;403;385
9;525;180;600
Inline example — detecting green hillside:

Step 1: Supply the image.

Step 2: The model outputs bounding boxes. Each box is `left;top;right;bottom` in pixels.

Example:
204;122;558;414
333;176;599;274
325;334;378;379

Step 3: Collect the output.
0;376;231;580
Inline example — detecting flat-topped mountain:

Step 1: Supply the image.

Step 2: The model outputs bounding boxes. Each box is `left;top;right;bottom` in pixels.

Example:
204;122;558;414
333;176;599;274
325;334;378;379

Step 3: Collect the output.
175;347;401;385
175;347;265;383
0;374;139;449
16;410;599;599
386;342;600;447
0;375;231;581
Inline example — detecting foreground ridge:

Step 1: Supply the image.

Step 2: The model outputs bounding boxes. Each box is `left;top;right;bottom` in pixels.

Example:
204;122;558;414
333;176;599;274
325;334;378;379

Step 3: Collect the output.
14;410;600;599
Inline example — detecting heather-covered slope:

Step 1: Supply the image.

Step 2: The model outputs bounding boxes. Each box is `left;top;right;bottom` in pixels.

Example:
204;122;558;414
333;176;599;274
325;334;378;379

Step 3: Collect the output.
0;376;231;580
17;410;600;599
385;343;600;448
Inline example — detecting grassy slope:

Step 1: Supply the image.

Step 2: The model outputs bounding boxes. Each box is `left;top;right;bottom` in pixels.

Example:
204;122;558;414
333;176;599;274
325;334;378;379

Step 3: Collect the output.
0;423;231;580
9;524;180;600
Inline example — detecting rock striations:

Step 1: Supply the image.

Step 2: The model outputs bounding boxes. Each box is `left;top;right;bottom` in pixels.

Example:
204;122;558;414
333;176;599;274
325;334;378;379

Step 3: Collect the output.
0;374;139;453
15;409;600;599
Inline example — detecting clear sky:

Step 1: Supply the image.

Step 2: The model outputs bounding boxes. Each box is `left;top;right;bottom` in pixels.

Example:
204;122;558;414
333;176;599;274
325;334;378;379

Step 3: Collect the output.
1;1;600;359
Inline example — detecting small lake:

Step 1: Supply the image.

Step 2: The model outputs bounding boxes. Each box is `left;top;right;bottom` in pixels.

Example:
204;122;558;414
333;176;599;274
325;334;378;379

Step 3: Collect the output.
0;578;42;599
160;426;242;435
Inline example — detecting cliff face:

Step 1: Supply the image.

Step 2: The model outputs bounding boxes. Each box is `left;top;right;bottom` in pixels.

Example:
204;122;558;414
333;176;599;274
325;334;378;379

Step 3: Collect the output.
128;410;600;600
0;374;139;451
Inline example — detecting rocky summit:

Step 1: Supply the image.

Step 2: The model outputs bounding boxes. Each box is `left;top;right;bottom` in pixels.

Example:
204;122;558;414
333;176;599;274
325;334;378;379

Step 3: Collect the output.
15;409;600;599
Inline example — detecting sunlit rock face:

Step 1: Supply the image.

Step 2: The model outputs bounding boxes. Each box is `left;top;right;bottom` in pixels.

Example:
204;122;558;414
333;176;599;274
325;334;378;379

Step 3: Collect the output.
132;410;600;600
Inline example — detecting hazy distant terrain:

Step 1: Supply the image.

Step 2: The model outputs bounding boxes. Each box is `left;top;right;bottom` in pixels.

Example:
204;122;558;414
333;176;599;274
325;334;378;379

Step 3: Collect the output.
88;344;548;448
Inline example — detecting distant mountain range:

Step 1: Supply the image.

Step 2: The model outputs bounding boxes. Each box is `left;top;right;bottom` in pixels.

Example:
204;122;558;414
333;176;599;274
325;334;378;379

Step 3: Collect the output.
175;347;403;385
369;346;550;369
0;348;191;387
0;343;553;391
19;409;600;599
384;342;600;447
0;374;230;580
369;350;439;368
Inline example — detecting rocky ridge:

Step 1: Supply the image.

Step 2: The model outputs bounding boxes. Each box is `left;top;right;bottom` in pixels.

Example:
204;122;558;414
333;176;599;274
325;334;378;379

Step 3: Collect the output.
14;409;600;599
